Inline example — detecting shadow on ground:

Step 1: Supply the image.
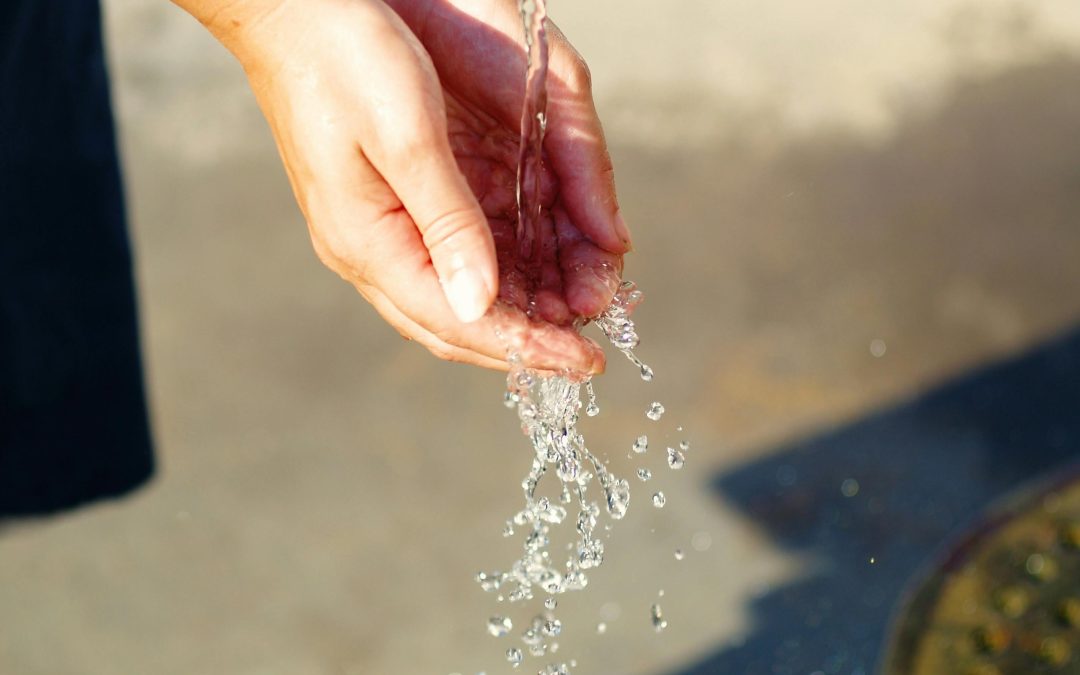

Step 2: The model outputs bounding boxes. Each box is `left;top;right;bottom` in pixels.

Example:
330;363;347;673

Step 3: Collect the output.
673;325;1080;675
656;51;1080;675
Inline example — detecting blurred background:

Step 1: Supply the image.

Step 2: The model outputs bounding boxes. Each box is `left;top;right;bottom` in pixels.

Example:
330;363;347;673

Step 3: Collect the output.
2;0;1080;673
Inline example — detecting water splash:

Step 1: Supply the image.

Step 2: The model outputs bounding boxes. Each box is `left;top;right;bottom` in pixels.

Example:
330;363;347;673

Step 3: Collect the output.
507;647;524;668
646;401;665;421
478;0;667;669
666;446;685;470
584;381;599;417
488;616;513;637
482;284;654;669
651;603;668;632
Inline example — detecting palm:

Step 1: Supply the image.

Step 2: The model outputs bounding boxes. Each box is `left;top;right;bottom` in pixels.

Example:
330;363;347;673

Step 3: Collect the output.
235;0;628;373
399;0;627;323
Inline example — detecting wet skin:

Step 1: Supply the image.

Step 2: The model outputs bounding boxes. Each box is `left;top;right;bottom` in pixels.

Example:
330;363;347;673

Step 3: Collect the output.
176;0;632;374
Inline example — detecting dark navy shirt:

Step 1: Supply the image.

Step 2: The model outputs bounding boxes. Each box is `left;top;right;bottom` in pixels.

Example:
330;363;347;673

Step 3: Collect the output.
0;0;154;515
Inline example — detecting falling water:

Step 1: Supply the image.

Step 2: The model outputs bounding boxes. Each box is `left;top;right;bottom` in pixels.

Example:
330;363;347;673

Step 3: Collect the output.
515;0;550;263
473;0;688;671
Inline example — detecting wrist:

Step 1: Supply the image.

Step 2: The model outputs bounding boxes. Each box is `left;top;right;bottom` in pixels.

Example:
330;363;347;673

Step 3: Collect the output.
173;0;314;73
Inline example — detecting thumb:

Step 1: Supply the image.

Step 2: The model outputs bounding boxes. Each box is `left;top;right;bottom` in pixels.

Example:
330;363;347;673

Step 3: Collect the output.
354;13;498;324
368;122;498;324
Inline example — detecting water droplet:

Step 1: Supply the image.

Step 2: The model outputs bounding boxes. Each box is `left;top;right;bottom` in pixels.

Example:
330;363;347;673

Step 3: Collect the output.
674;549;685;561
527;643;547;657
506;647;523;667
666;447;685;470
650;604;668;632
599;601;621;621
522;627;541;645
775;464;797;486
652;492;666;508
490;272;660;667
637;468;652;481
605;479;631;520
584;380;599;416
691;531;712;552
596;622;607;634
840;478;860;497
678;440;690;452
487;616;513;637
476;571;502;592
646;401;665;421
870;338;887;358
509;586;532;603
539;571;563;594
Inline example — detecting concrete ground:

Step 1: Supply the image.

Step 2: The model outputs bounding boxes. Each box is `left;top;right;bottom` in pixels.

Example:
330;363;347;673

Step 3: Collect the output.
2;1;1080;674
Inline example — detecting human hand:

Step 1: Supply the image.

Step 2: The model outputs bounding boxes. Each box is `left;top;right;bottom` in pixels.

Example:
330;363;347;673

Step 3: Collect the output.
183;0;631;373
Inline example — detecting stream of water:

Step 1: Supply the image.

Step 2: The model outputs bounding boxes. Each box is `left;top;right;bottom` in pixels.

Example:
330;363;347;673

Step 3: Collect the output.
472;2;682;672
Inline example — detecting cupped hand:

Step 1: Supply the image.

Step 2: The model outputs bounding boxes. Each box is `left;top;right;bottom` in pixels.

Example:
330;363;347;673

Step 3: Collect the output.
193;0;631;373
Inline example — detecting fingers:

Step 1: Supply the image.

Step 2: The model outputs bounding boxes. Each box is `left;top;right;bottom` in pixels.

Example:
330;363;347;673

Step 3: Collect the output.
370;230;606;373
369;127;498;324
391;1;632;256
360;285;510;370
543;24;633;255
555;205;622;317
358;10;499;324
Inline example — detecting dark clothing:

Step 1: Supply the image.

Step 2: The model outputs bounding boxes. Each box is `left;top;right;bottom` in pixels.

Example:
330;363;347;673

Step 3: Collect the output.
0;0;154;515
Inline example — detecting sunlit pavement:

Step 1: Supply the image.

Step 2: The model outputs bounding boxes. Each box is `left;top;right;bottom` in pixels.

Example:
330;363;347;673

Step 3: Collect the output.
1;2;1079;674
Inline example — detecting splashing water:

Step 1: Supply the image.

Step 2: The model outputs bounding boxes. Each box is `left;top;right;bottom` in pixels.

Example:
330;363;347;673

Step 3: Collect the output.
666;446;685;470
646;401;665;421
488;616;513;638
473;0;676;671
482;280;657;672
650;603;668;632
507;647;524;668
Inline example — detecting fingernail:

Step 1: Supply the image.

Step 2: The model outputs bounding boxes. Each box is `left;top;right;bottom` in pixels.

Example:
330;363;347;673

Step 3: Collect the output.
443;266;492;323
613;211;633;250
588;340;606;375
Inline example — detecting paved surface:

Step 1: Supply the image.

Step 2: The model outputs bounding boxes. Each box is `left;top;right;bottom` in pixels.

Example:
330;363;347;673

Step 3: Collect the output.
2;1;1080;674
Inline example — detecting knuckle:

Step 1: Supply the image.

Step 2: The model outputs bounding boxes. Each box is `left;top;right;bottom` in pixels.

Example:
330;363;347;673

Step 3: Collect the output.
567;57;593;94
311;225;371;283
423;339;458;363
389;123;441;159
421;206;482;253
427;320;460;348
